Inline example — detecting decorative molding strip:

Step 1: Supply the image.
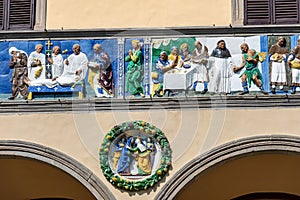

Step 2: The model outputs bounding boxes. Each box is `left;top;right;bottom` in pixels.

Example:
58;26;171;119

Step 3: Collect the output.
155;135;300;200
4;26;300;40
1;95;300;114
0;140;116;200
260;35;270;92
117;38;125;98
143;38;151;97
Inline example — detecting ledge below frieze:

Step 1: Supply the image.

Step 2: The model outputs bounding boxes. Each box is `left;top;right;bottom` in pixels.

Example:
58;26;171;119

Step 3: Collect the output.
0;95;300;114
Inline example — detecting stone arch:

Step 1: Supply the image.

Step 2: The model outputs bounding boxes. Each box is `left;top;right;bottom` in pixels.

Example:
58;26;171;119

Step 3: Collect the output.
155;135;300;200
0;140;116;200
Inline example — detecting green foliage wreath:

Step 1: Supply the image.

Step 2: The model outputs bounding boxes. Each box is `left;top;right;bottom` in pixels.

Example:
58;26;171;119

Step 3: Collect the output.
99;120;172;191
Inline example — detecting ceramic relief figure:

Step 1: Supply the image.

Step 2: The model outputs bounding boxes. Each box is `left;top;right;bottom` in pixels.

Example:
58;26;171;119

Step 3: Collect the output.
88;44;114;97
27;44;46;83
288;38;300;94
233;43;268;95
58;44;88;86
115;136;155;176
209;40;233;95
125;40;144;98
180;43;192;68
151;38;196;97
49;46;64;80
30;44;88;88
168;46;183;68
29;45;65;87
117;137;135;175
151;51;176;97
268;37;289;94
190;41;209;94
8;47;30;100
113;137;126;170
145;137;156;169
132;137;152;175
162;46;185;97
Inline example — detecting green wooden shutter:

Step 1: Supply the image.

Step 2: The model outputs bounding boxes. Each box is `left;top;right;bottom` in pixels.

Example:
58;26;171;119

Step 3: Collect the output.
7;0;35;30
273;0;299;24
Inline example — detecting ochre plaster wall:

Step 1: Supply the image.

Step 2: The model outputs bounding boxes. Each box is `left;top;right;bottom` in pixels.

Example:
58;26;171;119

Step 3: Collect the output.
0;107;299;199
176;153;300;199
46;0;231;30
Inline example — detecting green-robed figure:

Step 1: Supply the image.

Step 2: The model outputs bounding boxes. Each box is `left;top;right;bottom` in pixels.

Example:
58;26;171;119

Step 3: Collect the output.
233;43;268;95
125;40;145;97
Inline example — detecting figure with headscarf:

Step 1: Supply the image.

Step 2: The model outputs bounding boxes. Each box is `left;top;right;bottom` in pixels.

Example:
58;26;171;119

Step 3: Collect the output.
209;40;233;94
113;137;126;171
125;40;144;97
268;37;289;94
117;136;135;175
8;47;29;100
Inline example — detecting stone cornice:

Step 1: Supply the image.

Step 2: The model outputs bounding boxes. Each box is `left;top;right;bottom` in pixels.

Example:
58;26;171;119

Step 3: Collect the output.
0;95;300;114
1;25;300;40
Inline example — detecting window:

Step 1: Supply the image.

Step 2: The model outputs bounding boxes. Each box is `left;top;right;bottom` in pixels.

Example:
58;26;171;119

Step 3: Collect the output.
244;0;299;25
0;0;35;30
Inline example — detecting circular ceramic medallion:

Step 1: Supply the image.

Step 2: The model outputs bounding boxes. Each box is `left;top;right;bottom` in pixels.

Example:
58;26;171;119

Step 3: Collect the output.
99;120;172;191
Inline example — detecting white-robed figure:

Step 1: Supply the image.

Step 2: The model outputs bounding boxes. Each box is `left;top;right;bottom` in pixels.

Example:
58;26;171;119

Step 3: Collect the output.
50;46;64;79
209;40;233;94
28;44;46;82
36;44;88;88
30;46;64;87
191;41;209;94
268;37;288;94
56;44;88;86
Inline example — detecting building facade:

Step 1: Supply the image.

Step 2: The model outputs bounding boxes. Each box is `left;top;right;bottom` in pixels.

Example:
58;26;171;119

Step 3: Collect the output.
1;0;300;199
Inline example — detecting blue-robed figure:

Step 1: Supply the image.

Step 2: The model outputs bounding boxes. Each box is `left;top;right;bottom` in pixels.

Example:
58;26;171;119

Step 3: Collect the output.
151;51;175;97
117;137;134;175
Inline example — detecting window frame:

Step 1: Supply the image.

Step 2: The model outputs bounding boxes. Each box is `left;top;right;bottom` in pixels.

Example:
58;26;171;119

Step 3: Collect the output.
232;0;300;26
0;0;45;31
